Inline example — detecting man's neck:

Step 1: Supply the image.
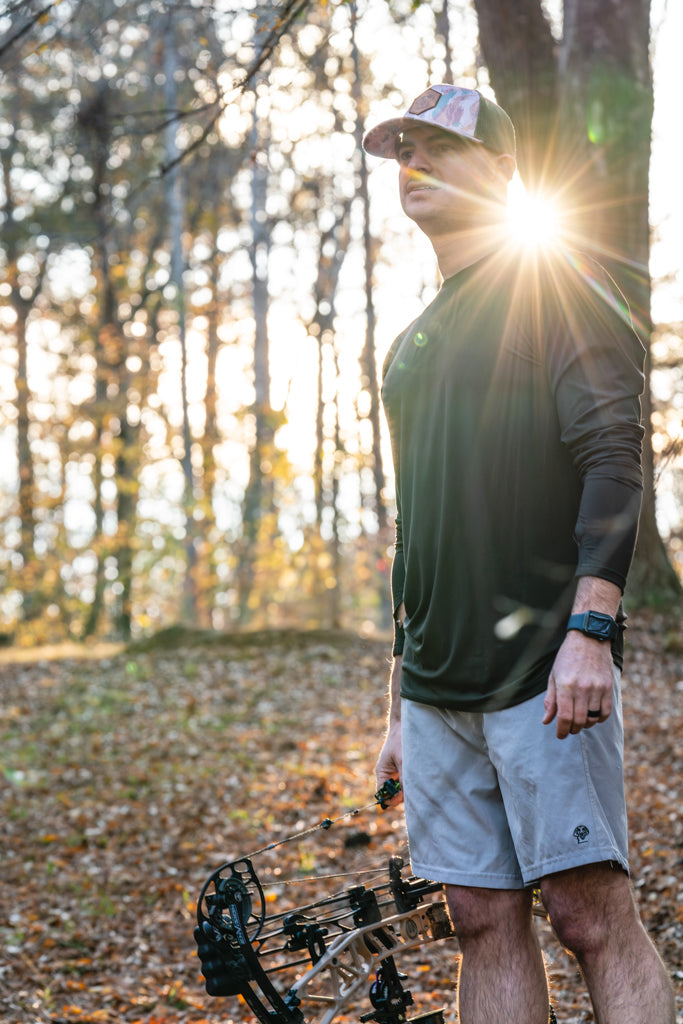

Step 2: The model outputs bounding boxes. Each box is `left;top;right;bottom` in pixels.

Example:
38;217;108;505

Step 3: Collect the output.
430;221;507;279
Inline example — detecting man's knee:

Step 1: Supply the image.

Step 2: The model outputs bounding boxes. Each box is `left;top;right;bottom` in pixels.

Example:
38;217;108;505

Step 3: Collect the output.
445;884;532;944
541;862;633;957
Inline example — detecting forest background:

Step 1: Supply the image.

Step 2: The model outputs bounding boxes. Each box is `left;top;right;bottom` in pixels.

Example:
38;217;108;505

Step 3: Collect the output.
1;0;683;646
1;5;682;1023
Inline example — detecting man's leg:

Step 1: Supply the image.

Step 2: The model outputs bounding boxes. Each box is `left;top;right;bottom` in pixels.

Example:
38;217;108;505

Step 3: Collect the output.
445;884;551;1024
541;862;675;1024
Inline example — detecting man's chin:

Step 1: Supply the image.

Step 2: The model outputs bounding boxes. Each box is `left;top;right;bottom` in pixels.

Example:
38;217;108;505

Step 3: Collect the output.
402;192;441;220
402;201;453;230
403;188;438;207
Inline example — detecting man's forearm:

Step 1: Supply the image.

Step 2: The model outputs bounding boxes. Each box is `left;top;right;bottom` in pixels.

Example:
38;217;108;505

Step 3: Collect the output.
572;575;621;617
387;655;402;726
377;653;404;795
387;600;406;725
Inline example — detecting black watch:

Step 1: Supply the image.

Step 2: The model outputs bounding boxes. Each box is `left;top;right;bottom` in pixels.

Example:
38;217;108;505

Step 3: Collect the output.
567;610;619;642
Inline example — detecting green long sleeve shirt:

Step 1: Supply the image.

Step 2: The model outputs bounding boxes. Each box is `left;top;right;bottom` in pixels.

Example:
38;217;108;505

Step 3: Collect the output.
382;246;645;712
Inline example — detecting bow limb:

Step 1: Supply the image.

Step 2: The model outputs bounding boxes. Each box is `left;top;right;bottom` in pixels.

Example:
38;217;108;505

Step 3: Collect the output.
195;859;304;1024
227;900;305;1024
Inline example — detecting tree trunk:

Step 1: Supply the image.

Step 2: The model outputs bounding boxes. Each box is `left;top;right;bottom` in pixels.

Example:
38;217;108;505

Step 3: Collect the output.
473;0;680;603
435;0;455;85
329;348;343;630
198;268;221;629
82;222;113;639
310;196;352;528
238;52;275;623
2;91;41;622
15;305;34;566
163;8;198;624
471;0;559;191
113;412;141;639
351;5;388;533
560;0;680;602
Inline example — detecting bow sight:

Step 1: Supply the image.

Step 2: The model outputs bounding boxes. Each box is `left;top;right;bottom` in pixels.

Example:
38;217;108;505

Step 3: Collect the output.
195;779;453;1024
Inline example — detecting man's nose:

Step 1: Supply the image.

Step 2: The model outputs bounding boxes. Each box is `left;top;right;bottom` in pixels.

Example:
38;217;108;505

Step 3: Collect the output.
407;146;431;171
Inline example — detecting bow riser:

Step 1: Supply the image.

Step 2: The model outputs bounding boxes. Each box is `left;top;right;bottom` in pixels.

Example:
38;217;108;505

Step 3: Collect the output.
288;900;454;1024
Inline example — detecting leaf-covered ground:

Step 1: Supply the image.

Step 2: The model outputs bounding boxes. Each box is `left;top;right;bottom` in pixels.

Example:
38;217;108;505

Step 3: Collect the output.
1;617;681;1024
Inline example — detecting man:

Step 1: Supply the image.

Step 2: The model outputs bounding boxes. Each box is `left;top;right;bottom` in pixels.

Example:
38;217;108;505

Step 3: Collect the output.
363;84;674;1024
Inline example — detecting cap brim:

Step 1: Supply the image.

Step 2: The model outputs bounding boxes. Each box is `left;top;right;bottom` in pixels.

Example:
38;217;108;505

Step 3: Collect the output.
362;114;483;159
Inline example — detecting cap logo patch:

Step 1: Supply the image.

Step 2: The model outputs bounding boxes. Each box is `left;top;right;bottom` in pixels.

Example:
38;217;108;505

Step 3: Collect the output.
409;89;441;116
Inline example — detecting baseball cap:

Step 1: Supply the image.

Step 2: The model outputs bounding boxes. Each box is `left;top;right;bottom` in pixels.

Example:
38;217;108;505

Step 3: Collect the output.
363;84;516;161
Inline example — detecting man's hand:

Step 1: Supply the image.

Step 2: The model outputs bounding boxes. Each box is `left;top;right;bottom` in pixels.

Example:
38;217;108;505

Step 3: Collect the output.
543;630;614;738
544;576;621;739
375;722;403;804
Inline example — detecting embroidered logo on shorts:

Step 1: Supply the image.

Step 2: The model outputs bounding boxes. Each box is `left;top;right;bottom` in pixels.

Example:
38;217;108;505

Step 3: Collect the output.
573;825;590;844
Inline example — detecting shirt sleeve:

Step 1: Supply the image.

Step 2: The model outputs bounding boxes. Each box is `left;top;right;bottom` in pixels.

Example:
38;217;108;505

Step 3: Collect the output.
544;252;645;592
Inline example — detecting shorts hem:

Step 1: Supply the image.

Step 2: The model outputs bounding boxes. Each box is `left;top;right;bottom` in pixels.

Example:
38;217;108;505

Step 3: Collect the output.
409;859;525;890
522;848;629;887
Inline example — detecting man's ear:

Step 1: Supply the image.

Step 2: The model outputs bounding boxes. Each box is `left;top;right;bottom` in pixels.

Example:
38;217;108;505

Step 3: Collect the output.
496;154;516;182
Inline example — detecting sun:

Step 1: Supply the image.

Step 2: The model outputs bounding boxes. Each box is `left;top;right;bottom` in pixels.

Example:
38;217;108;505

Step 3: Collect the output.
507;176;561;248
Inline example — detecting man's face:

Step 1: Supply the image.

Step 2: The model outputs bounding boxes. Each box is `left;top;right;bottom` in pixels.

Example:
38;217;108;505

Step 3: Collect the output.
397;126;506;232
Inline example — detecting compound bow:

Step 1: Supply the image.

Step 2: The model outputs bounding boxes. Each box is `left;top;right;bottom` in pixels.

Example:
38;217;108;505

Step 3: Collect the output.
195;780;556;1024
195;780;455;1024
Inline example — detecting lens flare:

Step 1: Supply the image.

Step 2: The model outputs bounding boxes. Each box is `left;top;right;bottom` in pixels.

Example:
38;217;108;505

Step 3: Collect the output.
507;178;561;248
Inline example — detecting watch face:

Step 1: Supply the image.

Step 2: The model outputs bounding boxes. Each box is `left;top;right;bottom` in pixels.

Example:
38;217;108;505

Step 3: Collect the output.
586;612;615;639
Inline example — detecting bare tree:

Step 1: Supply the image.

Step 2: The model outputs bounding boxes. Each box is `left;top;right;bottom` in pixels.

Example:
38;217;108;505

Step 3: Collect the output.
161;2;199;623
351;3;388;535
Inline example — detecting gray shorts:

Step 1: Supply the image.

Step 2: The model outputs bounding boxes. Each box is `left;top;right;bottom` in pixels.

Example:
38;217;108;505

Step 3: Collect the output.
401;670;628;888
